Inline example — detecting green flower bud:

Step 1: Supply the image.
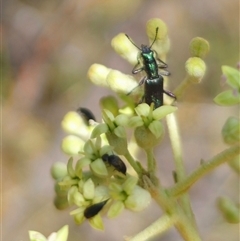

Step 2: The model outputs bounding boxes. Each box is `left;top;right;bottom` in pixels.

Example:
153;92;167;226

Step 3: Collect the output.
185;57;206;83
90;158;108;178
106;70;138;94
111;33;139;65
54;182;68;197
83;179;95;200
87;64;111;87
54;195;69;210
107;200;125;218
222;117;240;145
100;96;119;117
189;37;210;58
124;186;151;212
89;214;104;230
146;18;170;55
217;197;240;223
134;125;164;149
61;111;89;137
61;135;85;155
106;132;128;155
51;162;67;180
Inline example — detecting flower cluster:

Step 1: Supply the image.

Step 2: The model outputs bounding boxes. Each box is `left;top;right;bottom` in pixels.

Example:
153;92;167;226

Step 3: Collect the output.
51;17;210;231
52;100;176;229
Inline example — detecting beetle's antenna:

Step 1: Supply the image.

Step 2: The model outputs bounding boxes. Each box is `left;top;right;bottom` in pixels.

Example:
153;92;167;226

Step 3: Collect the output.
125;34;141;50
149;27;159;48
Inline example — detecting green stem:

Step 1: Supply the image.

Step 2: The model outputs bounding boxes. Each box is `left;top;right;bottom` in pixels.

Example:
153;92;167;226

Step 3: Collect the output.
146;148;160;187
126;214;178;241
143;176;202;241
146;148;156;175
166;113;197;226
173;75;192;99
125;149;142;175
166;113;185;179
167;145;240;197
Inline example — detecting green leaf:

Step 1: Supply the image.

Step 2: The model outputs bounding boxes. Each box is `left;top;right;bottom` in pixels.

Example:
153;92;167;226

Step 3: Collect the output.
214;90;240;106
222;66;240;90
217;197;240;224
222;117;240;145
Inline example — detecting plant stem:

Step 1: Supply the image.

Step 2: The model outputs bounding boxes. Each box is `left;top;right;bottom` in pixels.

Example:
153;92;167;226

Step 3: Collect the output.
125;214;177;241
143;175;202;241
167;145;240;197
146;148;160;186
125;149;142;175
166;113;197;226
146;148;156;175
173;75;192;99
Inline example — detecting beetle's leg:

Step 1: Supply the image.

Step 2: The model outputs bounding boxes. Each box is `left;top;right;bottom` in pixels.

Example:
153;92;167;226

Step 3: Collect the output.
163;89;176;100
127;76;147;95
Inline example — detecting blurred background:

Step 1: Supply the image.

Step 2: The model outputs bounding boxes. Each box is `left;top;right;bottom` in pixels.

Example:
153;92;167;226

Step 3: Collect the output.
2;0;239;240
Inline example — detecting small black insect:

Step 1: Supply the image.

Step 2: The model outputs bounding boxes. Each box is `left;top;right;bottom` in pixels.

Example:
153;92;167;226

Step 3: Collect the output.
84;199;109;219
102;154;127;175
77;107;96;125
125;28;176;109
